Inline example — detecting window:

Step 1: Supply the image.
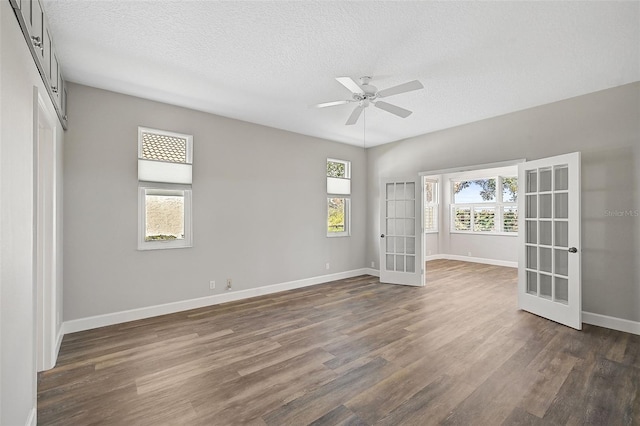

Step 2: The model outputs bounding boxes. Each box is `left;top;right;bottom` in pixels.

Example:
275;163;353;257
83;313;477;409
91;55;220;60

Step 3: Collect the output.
473;206;495;232
451;176;518;234
327;159;350;237
424;179;438;232
453;206;471;231
138;127;193;250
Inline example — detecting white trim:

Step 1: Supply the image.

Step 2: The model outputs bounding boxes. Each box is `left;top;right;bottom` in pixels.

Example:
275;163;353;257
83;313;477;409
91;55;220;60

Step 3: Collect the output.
424;254;517;268
424;254;442;262
364;268;380;277
419;159;526;177
582;311;640;336
35;90;59;372
55;326;64;360
62;268;372;334
449;231;519;237
25;407;36;426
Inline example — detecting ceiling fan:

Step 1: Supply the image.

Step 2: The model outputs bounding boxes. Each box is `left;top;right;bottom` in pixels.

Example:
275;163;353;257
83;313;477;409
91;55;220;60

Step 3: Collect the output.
315;76;424;125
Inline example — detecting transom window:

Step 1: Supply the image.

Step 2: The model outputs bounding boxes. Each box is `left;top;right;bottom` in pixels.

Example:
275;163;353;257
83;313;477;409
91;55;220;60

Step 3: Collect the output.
141;132;188;163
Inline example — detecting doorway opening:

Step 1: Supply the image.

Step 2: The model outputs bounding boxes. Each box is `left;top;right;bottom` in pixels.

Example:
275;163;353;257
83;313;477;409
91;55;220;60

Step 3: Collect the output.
419;153;582;330
420;160;522;284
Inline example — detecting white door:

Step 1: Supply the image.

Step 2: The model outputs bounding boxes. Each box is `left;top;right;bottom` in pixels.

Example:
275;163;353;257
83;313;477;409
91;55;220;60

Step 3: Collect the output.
518;152;581;329
380;178;423;286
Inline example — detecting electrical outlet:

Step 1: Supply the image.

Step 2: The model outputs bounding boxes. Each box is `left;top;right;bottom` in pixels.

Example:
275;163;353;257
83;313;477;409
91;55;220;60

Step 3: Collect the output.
209;280;215;290
371;261;375;268
226;279;232;290
428;250;432;255
468;251;472;257
325;262;330;270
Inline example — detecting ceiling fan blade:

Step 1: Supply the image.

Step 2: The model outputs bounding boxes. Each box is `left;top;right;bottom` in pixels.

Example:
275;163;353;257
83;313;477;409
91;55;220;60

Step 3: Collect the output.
374;101;412;118
315;100;350;108
336;77;364;94
377;80;424;98
345;106;364;125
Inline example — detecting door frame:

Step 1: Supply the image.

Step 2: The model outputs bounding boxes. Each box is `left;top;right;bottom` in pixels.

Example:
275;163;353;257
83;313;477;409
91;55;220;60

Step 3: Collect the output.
34;89;58;371
419;159;526;283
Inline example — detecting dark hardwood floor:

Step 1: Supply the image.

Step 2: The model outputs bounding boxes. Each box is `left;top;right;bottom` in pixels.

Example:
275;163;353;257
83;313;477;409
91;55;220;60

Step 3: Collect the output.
38;260;639;425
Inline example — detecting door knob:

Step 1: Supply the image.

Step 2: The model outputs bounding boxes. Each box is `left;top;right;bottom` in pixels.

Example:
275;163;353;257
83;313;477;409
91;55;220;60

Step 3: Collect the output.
380;234;385;238
568;247;578;253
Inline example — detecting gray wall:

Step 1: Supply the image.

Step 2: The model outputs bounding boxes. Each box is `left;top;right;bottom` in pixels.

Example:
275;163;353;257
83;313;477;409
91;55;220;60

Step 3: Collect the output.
1;1;65;424
446;234;518;262
367;82;640;322
424;233;439;256
64;83;366;321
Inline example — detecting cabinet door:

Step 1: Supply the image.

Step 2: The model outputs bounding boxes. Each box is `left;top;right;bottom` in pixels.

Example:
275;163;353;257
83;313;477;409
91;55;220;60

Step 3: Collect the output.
42;20;52;79
61;80;68;120
56;69;63;109
18;0;31;32
30;0;44;51
50;52;60;103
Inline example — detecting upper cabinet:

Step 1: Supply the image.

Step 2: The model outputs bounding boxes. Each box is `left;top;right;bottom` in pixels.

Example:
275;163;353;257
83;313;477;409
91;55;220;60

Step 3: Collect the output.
11;0;68;129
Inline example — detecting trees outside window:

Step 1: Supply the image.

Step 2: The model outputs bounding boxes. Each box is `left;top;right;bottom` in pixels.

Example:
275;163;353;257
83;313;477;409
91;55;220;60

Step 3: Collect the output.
451;176;518;234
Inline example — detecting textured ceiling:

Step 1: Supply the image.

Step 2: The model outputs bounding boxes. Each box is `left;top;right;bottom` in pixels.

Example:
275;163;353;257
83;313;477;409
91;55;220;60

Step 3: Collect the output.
42;1;639;147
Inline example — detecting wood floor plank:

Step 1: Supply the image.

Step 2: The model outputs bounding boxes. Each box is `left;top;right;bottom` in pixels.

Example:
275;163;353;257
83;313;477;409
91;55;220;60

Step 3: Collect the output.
37;260;640;425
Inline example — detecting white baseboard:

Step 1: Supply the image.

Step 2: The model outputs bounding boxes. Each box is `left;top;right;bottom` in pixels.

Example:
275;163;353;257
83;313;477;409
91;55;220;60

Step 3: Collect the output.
425;254;517;268
55;326;64;358
25;407;36;426
63;268;372;334
364;268;380;277
582;311;640;336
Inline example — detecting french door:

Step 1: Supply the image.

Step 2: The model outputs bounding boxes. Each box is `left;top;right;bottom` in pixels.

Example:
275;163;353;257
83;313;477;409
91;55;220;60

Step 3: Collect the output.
379;178;423;286
518;152;581;329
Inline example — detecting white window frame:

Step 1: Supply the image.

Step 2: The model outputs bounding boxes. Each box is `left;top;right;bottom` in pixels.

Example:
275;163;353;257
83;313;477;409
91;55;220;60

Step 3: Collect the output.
138;127;193;250
327;158;351;238
424;178;439;233
450;175;518;236
327;197;351;237
138;183;193;250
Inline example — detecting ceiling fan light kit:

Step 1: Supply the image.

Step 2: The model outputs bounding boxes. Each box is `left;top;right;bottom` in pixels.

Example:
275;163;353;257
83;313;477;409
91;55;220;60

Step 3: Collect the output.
316;76;424;125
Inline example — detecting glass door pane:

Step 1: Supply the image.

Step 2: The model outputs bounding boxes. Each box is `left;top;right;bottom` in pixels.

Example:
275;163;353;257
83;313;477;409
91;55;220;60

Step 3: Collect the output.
384;182;416;273
522;162;573;310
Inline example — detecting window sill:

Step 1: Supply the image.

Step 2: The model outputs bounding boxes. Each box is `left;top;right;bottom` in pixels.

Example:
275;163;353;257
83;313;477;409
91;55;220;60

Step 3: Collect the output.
138;242;192;251
449;231;519;237
327;233;350;238
424;231;439;234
